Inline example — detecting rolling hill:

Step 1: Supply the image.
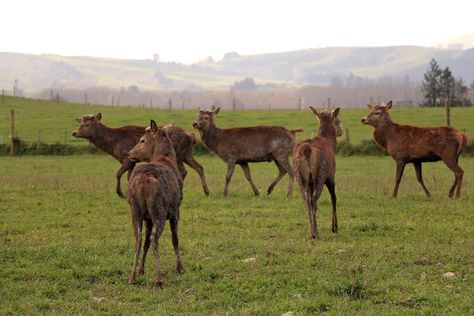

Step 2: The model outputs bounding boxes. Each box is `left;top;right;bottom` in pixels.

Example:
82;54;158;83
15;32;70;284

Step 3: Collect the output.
1;44;474;95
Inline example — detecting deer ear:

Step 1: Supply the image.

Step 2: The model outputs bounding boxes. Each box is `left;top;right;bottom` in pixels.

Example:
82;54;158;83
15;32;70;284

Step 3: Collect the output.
150;120;158;133
162;121;175;129
367;104;374;110
213;107;220;115
332;107;340;118
385;100;392;110
96;113;102;121
309;106;320;117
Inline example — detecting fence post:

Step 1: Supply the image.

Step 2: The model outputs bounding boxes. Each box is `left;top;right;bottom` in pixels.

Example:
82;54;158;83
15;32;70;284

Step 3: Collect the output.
118;97;121;106
328;97;331;109
50;89;54;100
10;109;15;155
56;92;59;104
445;99;451;127
111;96;115;106
150;100;153;108
84;93;88;104
37;130;42;144
297;97;302;110
168;99;172;110
345;128;350;143
2;89;4;102
232;98;236;111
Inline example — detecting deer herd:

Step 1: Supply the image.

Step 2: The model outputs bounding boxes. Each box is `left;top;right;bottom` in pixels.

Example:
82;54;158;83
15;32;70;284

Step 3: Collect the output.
72;101;468;286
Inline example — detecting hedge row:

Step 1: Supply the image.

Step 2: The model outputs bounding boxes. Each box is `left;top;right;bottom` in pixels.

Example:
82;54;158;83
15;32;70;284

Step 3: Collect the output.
1;138;473;157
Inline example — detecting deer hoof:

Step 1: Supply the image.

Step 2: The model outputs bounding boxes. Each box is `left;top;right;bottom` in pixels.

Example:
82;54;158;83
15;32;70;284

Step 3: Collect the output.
176;264;185;274
128;277;137;285
153;280;163;288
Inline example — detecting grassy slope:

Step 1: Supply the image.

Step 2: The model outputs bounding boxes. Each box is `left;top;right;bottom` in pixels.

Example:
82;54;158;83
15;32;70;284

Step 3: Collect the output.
0;154;473;314
0;97;473;146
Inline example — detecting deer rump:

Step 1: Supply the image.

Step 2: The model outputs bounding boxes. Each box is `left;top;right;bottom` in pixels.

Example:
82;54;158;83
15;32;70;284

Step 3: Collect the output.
294;140;334;190
127;163;183;215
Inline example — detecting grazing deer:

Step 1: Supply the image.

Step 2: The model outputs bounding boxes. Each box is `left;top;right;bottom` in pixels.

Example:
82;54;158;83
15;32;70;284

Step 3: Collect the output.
72;113;209;198
293;107;342;239
192;107;303;197
361;101;467;198
126;120;184;286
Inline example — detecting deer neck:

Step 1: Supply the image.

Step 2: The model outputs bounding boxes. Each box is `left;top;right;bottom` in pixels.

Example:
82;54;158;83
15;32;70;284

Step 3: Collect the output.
373;118;396;149
199;124;220;151
317;123;337;150
89;123;117;155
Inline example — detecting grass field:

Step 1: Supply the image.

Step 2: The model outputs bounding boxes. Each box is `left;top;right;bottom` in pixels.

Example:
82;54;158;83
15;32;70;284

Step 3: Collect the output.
1;153;473;314
0;96;473;146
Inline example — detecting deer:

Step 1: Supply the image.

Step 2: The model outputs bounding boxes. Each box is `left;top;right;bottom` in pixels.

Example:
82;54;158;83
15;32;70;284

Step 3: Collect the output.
72;113;209;198
361;100;467;198
192;107;303;197
293;107;342;239
126;120;184;286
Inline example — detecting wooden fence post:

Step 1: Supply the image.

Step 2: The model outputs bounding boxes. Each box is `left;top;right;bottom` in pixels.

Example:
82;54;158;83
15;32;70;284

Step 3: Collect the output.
56;92;59;104
2;89;4;102
10;109;15;155
297;97;302;110
37;130;42;144
328;97;331;109
445;99;451;127
345;128;350;143
232;98;236;111
168;99;172;110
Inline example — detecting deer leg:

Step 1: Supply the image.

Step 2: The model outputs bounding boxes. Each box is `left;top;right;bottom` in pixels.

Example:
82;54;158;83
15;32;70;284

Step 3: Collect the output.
392;160;406;198
223;161;236;197
443;158;464;198
150;220;166;287
304;190;316;239
129;214;143;285
169;217;185;274
311;185;324;239
413;162;431;197
139;219;152;275
184;155;210;196
326;179;338;233
116;161;133;199
267;158;289;196
177;161;187;180
239;163;260;196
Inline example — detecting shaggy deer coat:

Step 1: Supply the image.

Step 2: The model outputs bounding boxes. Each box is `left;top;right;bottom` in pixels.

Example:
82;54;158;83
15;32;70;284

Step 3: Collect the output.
361;101;467;198
293;107;342;239
192;107;303;197
126;120;184;286
72;113;209;198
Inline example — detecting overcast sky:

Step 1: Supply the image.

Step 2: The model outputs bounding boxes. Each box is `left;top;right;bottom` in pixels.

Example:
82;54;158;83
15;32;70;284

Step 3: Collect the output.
1;0;473;63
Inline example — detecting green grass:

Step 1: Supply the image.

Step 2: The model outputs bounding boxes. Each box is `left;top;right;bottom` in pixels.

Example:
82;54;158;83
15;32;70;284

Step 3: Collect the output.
0;96;473;146
1;154;473;314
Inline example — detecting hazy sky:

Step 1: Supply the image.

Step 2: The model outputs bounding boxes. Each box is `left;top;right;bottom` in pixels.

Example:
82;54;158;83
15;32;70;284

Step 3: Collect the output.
2;0;473;63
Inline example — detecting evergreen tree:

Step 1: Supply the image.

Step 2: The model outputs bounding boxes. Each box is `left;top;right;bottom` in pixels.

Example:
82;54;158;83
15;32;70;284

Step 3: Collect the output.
421;59;442;107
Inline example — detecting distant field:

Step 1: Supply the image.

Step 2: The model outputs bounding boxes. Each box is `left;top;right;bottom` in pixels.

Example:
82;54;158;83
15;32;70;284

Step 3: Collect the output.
0;96;473;146
1;154;473;314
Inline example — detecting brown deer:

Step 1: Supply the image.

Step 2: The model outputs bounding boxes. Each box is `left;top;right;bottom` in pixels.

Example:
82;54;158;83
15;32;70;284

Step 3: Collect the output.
361;101;467;198
293;107;342;239
72;113;209;198
126;120;184;286
192;107;303;197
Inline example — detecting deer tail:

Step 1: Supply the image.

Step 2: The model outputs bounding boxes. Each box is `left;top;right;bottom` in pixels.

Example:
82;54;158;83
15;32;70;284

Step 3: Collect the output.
455;132;468;155
294;143;318;188
289;128;304;136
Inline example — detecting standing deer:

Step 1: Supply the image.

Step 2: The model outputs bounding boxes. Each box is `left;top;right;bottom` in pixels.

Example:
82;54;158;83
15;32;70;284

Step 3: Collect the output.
293;107;342;239
361;101;467;198
192;107;303;197
126;120;184;286
72;113;209;198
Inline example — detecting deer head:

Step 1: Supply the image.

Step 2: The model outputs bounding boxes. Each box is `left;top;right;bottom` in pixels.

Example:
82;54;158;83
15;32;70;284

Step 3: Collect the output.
192;107;220;131
310;106;343;137
127;120;175;162
361;101;392;127
72;113;102;138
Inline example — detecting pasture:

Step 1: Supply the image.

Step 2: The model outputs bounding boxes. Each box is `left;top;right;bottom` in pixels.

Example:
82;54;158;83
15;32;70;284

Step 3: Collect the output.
1;153;473;314
0;98;473;314
0;96;473;146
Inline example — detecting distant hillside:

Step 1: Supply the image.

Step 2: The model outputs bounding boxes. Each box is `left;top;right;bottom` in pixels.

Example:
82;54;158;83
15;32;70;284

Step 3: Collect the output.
1;45;473;95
